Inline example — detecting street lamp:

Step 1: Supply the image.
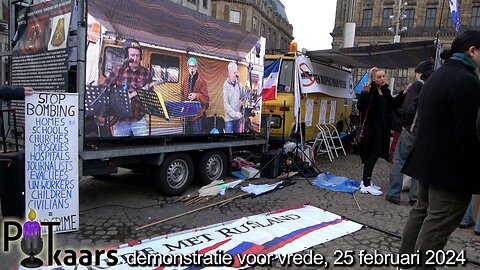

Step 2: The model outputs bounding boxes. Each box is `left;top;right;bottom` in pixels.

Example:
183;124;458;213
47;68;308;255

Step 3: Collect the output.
388;0;408;43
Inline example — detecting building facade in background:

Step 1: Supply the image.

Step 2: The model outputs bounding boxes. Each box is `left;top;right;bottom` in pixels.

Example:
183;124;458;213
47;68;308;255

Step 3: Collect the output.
332;0;480;89
0;0;8;84
172;0;294;54
171;0;212;16
211;0;294;54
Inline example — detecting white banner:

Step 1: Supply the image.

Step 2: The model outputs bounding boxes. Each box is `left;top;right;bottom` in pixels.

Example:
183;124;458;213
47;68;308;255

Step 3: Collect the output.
305;99;314;127
329;100;336;124
297;56;355;99
37;205;362;269
25;93;79;233
319;100;327;125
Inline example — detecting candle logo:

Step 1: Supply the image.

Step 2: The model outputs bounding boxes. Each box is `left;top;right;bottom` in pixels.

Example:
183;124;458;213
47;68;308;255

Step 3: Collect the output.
20;209;44;268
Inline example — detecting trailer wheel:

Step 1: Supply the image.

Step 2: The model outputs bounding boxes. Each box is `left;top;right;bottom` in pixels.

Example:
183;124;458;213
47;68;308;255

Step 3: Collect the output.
196;150;227;185
154;153;193;196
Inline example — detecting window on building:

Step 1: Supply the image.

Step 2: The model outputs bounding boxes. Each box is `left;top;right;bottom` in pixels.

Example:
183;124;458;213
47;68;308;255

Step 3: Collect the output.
150;54;180;83
261;23;265;36
404;9;415;29
446;9;453;27
229;10;241;24
203;0;207;8
362;9;373;27
253;16;257;30
382;8;394;28
355;68;367;86
272;31;277;48
102;46;124;77
425;8;436;28
397;68;408;88
472;6;480;27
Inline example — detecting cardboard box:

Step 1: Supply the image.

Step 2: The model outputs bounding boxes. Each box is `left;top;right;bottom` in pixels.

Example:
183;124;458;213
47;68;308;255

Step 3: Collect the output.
241;167;260;179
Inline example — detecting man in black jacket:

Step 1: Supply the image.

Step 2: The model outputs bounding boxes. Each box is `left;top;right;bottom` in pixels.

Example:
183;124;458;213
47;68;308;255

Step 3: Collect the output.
0;85;33;100
398;30;480;269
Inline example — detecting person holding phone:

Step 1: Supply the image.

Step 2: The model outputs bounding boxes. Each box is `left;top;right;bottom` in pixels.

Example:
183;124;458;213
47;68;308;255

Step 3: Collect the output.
357;67;406;195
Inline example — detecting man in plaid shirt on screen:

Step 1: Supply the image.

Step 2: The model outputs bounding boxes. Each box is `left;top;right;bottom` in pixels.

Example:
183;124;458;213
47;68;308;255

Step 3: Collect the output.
103;39;152;137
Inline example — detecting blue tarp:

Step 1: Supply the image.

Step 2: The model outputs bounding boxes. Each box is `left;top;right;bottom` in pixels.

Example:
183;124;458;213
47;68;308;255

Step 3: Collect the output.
312;173;360;194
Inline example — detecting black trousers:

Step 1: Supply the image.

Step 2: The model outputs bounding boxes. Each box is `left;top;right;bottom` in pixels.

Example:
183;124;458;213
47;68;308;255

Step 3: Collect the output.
362;127;382;186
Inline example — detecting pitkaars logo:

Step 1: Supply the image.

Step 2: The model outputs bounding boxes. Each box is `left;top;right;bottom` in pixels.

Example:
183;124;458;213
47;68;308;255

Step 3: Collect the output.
2;212;118;268
20;209;44;268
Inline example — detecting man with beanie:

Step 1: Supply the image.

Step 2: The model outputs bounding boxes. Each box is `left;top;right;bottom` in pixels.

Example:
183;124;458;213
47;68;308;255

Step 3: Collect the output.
181;57;209;134
385;60;434;205
101;39;152;137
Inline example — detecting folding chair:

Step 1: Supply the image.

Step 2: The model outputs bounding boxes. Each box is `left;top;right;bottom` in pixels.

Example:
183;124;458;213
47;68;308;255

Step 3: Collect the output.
324;123;347;157
312;124;334;162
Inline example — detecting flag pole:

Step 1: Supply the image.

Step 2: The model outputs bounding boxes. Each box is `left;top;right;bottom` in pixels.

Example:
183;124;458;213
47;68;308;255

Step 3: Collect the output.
434;0;446;67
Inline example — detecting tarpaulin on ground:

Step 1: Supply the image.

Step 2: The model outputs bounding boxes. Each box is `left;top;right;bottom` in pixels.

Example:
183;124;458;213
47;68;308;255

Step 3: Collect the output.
36;205;362;269
312;173;360;194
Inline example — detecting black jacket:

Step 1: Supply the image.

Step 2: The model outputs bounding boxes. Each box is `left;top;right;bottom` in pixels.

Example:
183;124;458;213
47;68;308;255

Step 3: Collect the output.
402;59;480;194
477;107;480;141
0;85;25;100
357;83;405;162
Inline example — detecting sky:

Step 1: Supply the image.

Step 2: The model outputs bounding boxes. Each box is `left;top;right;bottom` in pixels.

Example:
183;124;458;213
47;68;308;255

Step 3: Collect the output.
281;0;337;51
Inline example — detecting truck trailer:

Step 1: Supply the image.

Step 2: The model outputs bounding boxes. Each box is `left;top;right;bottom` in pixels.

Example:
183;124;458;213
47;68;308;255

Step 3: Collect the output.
3;0;267;198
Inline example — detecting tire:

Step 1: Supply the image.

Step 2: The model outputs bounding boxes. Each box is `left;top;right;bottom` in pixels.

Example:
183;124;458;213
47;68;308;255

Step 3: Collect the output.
196;150;227;185
154;153;193;196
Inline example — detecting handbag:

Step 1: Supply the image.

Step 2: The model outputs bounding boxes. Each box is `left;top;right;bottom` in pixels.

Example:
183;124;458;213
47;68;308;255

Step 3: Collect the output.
355;95;372;147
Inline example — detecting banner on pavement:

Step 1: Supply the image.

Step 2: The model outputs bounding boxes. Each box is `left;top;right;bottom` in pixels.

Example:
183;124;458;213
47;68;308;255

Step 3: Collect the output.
38;204;361;269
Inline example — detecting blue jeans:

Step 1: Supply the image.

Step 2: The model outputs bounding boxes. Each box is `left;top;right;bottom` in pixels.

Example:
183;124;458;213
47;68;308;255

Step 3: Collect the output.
113;117;148;137
225;119;240;133
387;128;418;201
460;196;480;232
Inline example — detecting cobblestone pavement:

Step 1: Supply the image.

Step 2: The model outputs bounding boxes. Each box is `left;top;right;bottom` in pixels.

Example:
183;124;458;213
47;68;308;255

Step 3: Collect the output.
1;153;479;269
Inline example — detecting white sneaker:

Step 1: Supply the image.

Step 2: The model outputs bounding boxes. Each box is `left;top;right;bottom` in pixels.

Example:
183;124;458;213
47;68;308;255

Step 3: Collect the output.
360;185;383;196
361;181;381;190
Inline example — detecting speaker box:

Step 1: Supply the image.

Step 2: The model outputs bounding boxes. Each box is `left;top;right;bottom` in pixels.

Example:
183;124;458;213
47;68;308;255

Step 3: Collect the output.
260;150;282;178
0;151;25;218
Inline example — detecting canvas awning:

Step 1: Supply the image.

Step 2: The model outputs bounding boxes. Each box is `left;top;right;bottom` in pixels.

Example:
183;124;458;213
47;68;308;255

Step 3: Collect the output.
88;0;260;61
306;40;437;69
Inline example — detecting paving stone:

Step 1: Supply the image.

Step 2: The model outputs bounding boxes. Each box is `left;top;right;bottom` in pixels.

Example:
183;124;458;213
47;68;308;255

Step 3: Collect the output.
2;153;479;269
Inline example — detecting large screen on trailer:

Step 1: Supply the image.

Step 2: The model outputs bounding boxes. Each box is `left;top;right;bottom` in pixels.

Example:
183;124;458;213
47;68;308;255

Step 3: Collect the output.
85;0;265;138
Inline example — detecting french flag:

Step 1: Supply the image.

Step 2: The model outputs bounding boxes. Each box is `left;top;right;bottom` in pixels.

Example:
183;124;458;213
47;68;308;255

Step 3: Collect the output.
262;58;282;101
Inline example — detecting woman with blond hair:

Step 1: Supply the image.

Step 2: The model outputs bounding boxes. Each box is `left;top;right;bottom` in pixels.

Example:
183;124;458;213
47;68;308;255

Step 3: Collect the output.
357;67;406;195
